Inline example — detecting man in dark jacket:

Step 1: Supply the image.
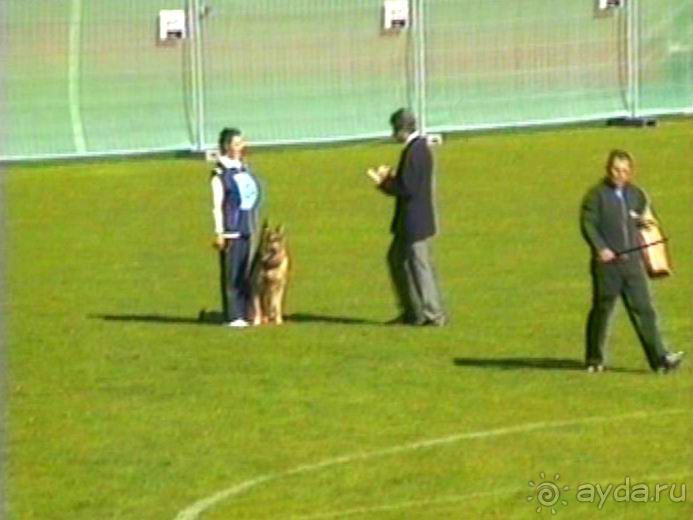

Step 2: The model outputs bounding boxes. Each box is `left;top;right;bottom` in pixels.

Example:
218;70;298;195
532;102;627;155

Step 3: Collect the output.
580;149;683;372
211;128;261;327
368;109;446;326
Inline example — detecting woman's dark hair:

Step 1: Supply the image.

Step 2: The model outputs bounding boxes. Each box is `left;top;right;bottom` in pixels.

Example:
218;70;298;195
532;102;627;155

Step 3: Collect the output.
218;127;241;153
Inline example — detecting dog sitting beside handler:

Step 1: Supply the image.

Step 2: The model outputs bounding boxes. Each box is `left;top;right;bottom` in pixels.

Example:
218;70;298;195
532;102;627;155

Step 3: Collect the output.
204;127;290;328
250;223;290;325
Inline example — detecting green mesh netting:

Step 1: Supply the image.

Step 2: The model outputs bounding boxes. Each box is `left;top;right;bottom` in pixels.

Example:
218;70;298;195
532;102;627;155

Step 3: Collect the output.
199;0;410;146
424;0;629;130
1;0;691;160
2;0;192;159
638;0;693;115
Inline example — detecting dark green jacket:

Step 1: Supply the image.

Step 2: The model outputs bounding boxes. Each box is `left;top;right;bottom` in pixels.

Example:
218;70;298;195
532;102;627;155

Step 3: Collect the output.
580;179;649;257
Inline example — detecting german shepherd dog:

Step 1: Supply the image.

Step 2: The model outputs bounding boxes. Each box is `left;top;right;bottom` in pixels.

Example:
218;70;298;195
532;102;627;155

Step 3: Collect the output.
251;224;290;325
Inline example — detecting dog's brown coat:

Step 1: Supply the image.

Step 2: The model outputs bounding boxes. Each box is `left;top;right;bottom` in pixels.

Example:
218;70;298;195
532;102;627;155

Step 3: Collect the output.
251;224;290;325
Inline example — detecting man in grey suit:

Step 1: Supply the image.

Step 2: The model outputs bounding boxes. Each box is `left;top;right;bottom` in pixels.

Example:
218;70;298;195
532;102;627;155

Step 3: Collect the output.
368;108;446;326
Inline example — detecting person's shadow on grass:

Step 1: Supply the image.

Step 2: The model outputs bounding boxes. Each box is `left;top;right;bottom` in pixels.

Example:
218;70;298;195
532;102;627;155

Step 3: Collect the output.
284;312;380;325
90;312;216;326
89;310;381;326
453;357;647;374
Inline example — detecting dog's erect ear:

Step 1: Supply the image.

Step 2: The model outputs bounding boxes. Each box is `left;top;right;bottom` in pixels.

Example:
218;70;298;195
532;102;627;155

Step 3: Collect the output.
276;224;285;235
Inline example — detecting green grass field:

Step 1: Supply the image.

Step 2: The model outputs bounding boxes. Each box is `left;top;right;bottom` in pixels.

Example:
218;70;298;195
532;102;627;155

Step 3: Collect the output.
4;120;692;519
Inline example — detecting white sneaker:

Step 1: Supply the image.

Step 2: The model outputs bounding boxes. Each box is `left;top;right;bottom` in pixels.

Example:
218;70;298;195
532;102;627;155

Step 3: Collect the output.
226;319;249;328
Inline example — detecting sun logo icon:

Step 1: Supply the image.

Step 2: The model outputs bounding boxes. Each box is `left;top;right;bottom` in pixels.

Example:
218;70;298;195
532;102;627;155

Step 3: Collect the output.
527;472;570;514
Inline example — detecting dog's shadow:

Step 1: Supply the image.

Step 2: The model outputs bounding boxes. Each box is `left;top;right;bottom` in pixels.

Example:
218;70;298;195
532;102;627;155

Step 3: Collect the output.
453;357;647;374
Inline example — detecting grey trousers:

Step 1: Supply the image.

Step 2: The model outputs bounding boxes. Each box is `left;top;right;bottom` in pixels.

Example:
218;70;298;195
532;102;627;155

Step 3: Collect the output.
585;257;668;370
387;235;446;324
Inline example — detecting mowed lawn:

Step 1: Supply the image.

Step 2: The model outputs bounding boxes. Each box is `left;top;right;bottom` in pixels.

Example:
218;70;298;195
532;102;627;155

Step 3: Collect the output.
4;120;692;519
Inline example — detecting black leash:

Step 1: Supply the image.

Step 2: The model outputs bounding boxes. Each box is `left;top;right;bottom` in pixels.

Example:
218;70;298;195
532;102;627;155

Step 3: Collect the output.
617;237;668;256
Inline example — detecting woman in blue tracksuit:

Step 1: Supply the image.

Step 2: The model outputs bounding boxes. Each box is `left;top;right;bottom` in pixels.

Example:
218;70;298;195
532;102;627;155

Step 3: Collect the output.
211;128;261;327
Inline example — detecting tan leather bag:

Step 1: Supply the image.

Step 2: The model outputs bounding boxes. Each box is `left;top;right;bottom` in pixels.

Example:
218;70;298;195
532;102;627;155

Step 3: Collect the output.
638;206;672;278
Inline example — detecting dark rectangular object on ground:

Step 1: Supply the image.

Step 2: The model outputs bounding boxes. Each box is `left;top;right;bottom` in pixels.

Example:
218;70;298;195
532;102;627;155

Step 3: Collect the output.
607;117;658;127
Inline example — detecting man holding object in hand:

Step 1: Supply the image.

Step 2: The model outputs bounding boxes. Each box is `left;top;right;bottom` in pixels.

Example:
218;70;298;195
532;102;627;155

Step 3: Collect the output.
580;149;683;373
367;108;446;326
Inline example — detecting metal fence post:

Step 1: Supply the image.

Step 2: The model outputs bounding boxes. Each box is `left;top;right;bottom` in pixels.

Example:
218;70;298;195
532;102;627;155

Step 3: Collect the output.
68;0;87;153
632;0;641;118
626;0;641;118
413;0;428;133
189;0;206;151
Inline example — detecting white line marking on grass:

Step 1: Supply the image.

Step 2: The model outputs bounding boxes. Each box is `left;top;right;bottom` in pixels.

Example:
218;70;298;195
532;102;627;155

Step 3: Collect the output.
291;471;693;519
173;409;686;520
290;488;519;519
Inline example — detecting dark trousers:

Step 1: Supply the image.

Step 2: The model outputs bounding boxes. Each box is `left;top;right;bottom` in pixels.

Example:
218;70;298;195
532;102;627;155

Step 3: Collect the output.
387;235;445;324
585;257;668;370
219;236;252;322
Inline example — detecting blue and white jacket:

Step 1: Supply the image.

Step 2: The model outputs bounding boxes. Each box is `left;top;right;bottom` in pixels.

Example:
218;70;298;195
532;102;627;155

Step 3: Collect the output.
211;156;261;238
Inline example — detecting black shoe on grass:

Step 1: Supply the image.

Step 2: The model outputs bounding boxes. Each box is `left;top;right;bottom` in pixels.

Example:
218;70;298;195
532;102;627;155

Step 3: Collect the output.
658;351;685;374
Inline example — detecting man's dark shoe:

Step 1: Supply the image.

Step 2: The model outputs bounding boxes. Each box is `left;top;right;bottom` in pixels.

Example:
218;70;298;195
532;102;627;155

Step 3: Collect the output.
658;351;685;374
385;315;417;325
